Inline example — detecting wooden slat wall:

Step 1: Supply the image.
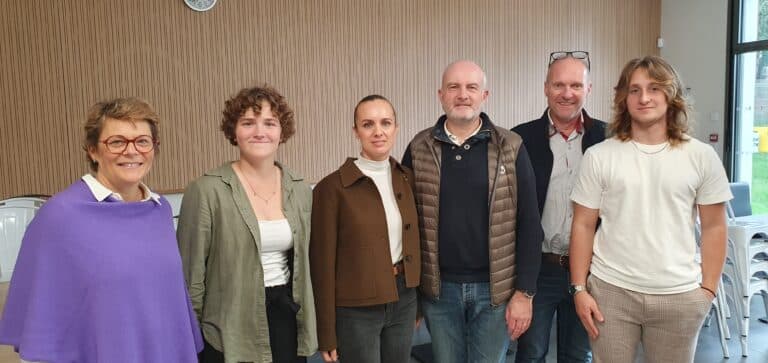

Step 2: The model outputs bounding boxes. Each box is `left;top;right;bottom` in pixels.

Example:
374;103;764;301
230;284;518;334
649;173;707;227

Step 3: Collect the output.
0;0;660;198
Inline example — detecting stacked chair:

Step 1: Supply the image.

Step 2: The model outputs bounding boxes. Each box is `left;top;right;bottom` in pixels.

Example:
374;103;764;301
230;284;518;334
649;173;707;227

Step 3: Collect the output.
0;196;47;282
698;222;732;358
720;182;768;357
161;192;184;230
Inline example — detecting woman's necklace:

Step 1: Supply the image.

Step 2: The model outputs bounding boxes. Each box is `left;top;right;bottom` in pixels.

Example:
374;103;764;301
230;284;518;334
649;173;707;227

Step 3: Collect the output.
630;140;669;155
237;163;280;205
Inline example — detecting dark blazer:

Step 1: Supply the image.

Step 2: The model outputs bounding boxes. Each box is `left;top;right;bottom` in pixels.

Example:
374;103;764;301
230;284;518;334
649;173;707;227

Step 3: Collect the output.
310;157;421;351
512;109;607;216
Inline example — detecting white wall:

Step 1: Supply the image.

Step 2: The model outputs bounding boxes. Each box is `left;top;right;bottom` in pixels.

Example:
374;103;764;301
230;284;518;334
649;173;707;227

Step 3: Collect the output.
661;0;729;157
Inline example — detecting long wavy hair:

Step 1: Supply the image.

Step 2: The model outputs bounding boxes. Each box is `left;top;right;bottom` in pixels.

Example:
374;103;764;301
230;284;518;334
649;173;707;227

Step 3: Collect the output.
609;55;691;146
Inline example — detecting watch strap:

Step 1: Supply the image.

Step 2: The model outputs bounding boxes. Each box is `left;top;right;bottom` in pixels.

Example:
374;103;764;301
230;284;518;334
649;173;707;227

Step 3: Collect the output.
569;284;586;295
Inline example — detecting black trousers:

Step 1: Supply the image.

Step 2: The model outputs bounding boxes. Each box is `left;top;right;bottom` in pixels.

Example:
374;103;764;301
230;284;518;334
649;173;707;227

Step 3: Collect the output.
199;284;306;363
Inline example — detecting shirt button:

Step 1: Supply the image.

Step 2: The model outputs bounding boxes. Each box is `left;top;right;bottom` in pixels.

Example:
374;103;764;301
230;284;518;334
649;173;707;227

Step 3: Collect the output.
456;155;462;161
464;144;471;150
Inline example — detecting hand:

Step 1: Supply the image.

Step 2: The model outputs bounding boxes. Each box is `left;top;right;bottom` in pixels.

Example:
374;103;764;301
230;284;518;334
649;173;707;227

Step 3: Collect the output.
505;291;533;340
321;350;338;362
574;291;604;339
415;317;423;330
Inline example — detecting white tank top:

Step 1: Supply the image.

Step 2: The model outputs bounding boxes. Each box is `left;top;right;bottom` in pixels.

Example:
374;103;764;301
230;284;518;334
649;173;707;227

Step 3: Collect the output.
258;219;293;287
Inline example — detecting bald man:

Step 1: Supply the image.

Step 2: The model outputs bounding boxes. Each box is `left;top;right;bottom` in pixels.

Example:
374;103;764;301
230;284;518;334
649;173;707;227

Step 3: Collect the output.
403;60;543;362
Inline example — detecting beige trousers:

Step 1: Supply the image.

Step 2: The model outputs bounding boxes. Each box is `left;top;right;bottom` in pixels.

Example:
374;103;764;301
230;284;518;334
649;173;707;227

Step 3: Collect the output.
587;275;713;363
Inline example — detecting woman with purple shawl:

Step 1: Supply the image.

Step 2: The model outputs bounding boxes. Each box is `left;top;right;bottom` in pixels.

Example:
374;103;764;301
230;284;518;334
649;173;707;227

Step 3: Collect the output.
0;98;203;362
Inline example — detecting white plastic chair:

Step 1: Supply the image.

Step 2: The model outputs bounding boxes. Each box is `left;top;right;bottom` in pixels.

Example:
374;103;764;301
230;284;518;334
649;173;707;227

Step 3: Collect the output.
723;218;768;357
702;275;731;358
696;220;731;358
161;193;183;230
0;197;47;282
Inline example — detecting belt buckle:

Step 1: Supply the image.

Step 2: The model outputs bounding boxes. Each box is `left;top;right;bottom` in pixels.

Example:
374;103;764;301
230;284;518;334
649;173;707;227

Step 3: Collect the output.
559;254;569;269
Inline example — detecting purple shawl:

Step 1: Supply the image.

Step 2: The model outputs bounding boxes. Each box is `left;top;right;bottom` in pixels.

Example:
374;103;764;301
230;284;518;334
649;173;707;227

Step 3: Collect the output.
0;181;202;362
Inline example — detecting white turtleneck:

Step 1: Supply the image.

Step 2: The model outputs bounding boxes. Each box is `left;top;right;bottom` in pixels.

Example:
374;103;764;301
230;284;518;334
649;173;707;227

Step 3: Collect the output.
354;156;403;264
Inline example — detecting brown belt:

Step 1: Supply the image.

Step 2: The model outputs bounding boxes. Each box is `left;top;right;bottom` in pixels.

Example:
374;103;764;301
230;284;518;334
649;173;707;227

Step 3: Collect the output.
393;261;405;276
542;253;569;269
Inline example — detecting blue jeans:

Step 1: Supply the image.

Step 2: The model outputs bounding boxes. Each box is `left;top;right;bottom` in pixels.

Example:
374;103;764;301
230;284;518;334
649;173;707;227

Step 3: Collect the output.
515;259;591;362
422;280;509;363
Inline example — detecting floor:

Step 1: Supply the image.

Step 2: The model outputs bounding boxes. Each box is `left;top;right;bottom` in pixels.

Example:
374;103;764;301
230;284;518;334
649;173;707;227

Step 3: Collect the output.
1;282;767;362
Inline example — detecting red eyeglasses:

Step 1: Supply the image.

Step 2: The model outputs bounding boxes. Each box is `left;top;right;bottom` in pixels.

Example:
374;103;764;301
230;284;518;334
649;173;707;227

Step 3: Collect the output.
100;135;158;154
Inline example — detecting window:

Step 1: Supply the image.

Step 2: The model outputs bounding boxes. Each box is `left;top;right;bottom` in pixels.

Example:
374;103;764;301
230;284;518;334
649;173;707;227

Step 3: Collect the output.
730;0;768;213
737;0;768;42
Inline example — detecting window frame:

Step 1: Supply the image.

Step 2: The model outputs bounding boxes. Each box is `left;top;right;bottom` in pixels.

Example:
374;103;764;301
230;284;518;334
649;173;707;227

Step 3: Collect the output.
726;0;768;177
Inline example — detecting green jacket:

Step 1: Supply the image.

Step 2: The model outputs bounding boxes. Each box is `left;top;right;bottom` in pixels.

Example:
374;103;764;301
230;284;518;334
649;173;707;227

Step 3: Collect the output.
177;162;317;363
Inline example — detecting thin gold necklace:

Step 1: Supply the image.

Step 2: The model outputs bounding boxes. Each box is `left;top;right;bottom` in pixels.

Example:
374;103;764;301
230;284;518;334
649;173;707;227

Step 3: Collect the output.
630;140;669;155
237;163;279;205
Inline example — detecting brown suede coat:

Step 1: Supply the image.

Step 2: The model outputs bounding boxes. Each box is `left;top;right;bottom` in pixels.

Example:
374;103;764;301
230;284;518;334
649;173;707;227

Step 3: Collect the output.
310;157;421;351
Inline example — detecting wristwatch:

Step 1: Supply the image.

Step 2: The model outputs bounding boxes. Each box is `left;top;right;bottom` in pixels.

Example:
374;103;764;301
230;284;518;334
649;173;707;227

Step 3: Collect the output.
519;289;536;299
569;284;586;295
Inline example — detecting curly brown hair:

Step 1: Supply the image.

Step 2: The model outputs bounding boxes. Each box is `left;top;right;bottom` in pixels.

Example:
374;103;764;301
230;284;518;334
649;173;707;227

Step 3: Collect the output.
221;85;296;145
609;55;691;146
83;97;160;171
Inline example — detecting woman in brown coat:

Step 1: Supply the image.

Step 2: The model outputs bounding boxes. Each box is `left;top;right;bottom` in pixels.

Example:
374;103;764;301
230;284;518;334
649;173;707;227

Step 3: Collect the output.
310;95;421;363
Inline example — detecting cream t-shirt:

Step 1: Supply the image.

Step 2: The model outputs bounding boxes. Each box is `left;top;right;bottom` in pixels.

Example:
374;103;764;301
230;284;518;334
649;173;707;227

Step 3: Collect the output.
571;137;732;294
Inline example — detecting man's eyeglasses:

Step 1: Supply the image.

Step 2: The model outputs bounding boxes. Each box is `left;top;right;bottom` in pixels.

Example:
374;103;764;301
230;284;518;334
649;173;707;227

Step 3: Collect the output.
100;135;158;154
549;51;590;70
